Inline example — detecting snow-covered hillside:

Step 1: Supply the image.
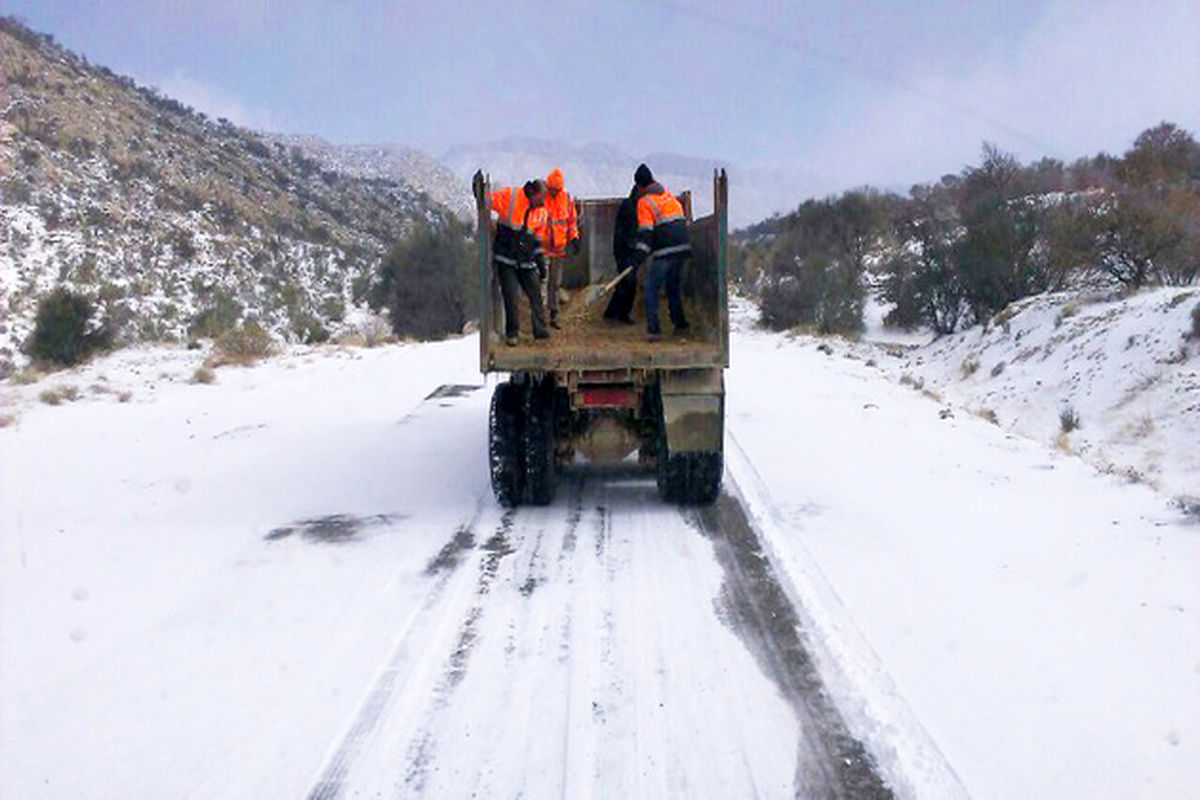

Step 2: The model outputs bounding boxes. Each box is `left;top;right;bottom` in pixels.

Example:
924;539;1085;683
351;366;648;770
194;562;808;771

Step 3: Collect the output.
0;19;451;374
266;134;473;220
854;287;1199;505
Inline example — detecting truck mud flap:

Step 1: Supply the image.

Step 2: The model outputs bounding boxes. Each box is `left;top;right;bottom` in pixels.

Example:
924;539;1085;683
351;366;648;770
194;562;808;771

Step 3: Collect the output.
660;368;724;454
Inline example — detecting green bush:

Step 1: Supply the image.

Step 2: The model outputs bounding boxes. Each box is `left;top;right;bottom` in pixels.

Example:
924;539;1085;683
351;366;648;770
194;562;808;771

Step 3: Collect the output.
188;290;242;339
371;217;477;339
27;287;112;366
760;252;864;335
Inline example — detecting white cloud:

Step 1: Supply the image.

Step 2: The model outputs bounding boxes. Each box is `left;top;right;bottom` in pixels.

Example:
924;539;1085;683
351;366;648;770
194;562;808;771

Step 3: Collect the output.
794;0;1200;195
151;73;279;131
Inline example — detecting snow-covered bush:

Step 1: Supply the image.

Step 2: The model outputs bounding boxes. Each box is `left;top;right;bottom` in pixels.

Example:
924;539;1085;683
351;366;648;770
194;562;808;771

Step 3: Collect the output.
207;322;275;367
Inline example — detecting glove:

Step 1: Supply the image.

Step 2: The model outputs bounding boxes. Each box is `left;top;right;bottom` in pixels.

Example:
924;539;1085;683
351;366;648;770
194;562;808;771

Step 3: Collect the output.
538;264;548;282
567;238;581;256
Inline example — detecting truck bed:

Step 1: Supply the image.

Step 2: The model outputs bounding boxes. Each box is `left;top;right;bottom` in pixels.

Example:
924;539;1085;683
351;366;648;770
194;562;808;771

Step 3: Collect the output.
476;170;729;374
485;288;723;371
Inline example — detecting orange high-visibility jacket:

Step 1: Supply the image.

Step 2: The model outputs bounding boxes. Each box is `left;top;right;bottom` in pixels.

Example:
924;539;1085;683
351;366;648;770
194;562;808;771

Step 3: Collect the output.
543;190;579;258
490;186;548;267
634;185;691;260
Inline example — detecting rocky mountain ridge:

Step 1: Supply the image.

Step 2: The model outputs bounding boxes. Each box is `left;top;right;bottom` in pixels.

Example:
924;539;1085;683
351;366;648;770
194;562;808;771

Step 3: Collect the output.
0;17;453;374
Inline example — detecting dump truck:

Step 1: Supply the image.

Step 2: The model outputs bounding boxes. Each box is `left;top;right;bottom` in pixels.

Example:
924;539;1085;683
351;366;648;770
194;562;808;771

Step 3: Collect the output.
473;170;729;506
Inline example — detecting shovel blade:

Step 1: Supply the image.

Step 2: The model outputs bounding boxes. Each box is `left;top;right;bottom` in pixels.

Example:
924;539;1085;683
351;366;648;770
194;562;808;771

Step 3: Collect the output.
583;284;608;305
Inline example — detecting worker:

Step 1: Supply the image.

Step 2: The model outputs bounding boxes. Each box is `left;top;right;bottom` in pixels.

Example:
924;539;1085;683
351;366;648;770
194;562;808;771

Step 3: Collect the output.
542;167;580;328
632;164;690;340
490;179;550;345
603;185;640;324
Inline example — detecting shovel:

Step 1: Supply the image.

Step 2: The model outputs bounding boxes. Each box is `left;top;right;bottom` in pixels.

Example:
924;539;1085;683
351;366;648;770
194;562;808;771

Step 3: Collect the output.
583;265;635;306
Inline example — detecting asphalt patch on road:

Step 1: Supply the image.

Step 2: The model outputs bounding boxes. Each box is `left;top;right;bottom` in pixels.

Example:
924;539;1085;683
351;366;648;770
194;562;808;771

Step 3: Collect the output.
265;513;405;544
424;384;483;400
692;493;893;799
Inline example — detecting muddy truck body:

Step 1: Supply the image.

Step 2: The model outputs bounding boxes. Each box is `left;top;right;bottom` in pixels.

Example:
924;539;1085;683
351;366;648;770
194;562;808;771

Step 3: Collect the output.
473;170;729;506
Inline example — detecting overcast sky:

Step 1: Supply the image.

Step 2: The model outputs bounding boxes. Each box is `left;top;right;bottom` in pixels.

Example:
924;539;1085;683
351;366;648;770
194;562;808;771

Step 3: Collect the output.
7;0;1199;196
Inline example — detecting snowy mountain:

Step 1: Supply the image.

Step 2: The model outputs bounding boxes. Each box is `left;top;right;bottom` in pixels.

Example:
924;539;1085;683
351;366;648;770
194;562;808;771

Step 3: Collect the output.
0;18;454;375
264;134;472;220
440;136;813;228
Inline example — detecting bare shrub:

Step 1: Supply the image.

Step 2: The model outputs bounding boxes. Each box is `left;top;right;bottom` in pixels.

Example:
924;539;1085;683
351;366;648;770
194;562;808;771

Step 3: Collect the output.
974;407;999;425
358;315;393;348
207;322;275;367
1059;405;1081;433
191;366;216;384
10;367;43;385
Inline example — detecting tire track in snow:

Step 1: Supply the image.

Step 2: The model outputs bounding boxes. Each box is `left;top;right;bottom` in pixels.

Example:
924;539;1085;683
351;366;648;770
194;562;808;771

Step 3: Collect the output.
403;510;520;794
690;494;893;799
305;501;488;800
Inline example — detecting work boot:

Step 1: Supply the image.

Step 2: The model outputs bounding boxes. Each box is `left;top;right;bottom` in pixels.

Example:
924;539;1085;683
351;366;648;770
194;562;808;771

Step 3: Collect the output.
534;329;550;340
672;322;690;336
550;314;560;330
645;331;661;342
505;335;519;347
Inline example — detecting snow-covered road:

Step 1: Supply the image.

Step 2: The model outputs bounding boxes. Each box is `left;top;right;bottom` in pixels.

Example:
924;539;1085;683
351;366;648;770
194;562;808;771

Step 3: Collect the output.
3;310;1197;798
0;347;887;799
306;455;885;799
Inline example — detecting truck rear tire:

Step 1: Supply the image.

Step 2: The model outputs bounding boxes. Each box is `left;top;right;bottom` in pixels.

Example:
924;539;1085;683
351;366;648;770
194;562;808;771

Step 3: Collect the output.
522;379;558;505
657;451;722;505
489;382;524;507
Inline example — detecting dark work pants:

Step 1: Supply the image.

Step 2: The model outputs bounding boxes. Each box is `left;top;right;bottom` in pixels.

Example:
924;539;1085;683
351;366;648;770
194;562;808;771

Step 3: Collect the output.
643;254;687;334
544;257;564;321
497;261;547;338
604;261;639;320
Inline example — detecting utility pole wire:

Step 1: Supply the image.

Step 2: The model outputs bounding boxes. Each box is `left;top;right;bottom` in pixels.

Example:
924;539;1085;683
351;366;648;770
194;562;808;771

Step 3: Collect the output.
632;0;1065;158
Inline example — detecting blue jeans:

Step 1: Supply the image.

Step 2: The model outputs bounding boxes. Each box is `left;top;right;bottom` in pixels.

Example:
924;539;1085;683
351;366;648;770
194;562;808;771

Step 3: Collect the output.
643;255;687;334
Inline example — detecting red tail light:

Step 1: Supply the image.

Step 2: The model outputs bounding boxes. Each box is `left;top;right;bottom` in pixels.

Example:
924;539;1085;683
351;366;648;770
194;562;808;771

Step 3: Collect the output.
578;387;636;407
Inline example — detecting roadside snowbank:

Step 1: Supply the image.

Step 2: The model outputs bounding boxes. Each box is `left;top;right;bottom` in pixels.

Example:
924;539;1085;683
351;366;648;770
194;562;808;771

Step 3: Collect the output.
879;286;1200;504
728;301;1200;799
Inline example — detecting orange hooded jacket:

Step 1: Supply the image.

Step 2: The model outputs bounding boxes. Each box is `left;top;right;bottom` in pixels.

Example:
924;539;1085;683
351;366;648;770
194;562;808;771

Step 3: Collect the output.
543;168;579;258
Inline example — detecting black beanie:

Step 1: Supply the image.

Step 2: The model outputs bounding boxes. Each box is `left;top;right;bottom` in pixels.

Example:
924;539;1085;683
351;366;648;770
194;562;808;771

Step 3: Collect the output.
634;163;654;187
